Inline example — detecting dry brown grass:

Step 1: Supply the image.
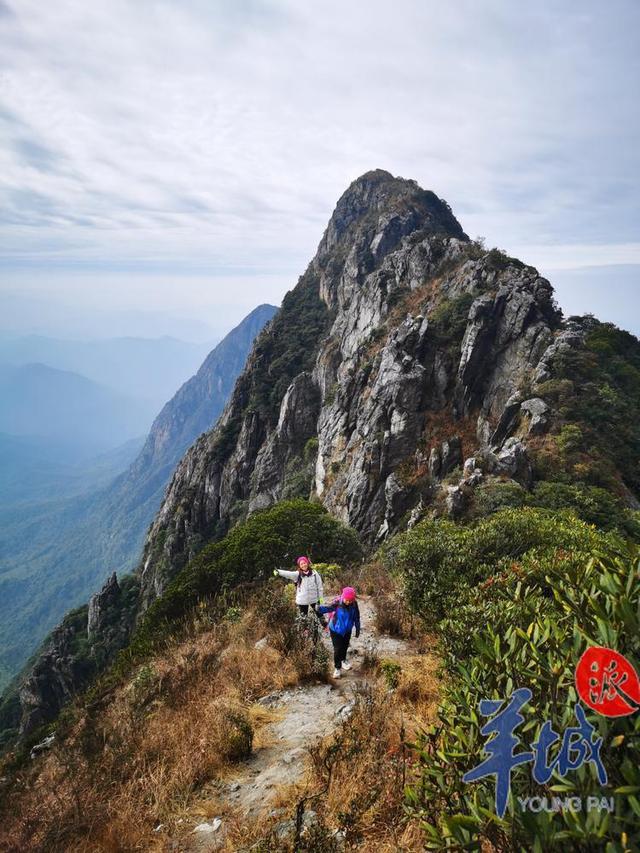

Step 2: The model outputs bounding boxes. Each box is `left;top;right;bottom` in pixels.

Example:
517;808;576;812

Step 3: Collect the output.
421;406;479;463
0;576;441;853
383;274;449;339
209;571;441;852
395;654;441;729
0;592;317;853
221;681;436;852
358;560;428;646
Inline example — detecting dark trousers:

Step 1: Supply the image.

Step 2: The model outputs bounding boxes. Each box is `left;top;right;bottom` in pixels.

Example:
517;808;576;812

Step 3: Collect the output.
298;603;326;626
330;630;352;669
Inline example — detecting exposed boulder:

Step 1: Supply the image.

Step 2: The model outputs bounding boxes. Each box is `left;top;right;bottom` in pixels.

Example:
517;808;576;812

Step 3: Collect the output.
521;397;550;436
446;485;467;518
495;438;532;485
490;392;523;447
440;437;463;476
29;733;55;760
533;320;587;384
427;437;462;480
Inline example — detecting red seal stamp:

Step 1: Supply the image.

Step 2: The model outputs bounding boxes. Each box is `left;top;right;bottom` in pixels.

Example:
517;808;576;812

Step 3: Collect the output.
575;646;640;717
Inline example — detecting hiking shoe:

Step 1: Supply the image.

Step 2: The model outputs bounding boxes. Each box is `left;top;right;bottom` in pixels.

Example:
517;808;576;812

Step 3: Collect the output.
332;668;341;678
341;661;352;671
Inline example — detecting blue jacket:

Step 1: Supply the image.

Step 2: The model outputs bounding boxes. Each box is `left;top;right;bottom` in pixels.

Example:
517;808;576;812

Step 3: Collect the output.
319;600;361;636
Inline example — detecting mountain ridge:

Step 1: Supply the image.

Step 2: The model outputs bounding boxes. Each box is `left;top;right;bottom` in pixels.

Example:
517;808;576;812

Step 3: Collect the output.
4;170;640;748
137;170;561;607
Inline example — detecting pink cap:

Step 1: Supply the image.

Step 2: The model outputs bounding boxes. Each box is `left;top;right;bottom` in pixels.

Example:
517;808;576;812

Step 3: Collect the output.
341;586;356;602
297;556;310;567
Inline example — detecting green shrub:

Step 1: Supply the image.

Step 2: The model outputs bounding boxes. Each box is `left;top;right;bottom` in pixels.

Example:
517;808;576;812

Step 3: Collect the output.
473;480;640;539
303;436;319;462
386;508;611;625
473;482;528;516
134;499;362;647
530;481;639;537
547;320;640;495
312;562;341;582
484;247;526;272
429;293;475;353
220;706;253;761
379;659;402;689
406;541;640;849
556;423;584;454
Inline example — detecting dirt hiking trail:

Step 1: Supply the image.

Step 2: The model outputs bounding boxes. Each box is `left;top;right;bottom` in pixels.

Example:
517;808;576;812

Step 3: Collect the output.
180;596;415;851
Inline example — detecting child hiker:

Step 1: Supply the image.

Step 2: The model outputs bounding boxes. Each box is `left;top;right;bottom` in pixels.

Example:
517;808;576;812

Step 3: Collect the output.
274;556;326;624
319;586;360;679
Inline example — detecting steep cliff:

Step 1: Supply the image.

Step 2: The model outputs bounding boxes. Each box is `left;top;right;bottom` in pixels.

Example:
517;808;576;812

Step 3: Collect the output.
137;169;576;610
83;303;279;584
125;303;278;494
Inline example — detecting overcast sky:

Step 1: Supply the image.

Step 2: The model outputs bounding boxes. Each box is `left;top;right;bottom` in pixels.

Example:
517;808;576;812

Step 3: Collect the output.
1;0;639;340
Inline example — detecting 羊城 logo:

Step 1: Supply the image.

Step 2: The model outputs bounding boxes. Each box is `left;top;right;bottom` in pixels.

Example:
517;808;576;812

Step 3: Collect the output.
463;646;639;818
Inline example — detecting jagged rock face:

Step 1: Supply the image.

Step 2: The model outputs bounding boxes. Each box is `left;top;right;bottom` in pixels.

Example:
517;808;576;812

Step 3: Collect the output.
19;614;91;736
18;572;137;735
248;373;321;514
138;170;567;608
87;573;120;638
314;259;558;540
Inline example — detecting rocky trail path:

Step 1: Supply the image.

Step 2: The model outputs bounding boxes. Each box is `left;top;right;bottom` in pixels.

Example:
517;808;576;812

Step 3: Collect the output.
180;597;413;851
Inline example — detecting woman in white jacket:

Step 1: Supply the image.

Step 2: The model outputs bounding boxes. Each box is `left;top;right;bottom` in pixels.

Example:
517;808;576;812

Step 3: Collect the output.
274;556;326;624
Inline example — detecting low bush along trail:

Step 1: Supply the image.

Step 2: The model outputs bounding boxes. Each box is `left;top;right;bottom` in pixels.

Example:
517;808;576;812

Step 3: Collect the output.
390;508;640;851
0;574;439;853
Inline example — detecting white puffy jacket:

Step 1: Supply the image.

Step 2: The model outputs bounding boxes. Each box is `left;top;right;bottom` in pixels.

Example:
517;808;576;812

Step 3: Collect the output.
276;569;324;605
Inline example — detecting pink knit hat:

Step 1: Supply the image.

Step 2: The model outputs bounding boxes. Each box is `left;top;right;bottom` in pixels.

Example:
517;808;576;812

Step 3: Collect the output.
341;586;356;602
296;556;311;567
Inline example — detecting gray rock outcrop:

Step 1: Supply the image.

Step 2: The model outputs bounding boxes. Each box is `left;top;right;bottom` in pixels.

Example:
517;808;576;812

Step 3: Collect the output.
19;613;92;736
87;572;120;639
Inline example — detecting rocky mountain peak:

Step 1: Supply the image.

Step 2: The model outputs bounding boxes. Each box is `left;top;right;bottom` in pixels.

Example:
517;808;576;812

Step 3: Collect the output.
133;173;573;608
316;169;467;274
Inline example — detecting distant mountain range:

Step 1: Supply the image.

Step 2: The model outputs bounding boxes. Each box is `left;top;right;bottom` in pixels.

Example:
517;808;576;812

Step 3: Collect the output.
0;363;154;452
0;433;144;509
0;304;276;690
0;290;218;345
0;333;214;410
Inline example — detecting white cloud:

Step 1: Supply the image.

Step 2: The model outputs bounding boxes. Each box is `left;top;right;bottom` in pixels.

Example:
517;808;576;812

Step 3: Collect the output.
510;243;640;272
1;0;639;334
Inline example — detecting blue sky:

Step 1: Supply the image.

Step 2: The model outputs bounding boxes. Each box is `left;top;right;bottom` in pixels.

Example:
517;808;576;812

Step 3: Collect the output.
1;0;639;339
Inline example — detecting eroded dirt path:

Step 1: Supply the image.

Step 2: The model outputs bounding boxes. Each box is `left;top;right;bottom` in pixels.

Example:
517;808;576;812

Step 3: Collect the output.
181;597;413;851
